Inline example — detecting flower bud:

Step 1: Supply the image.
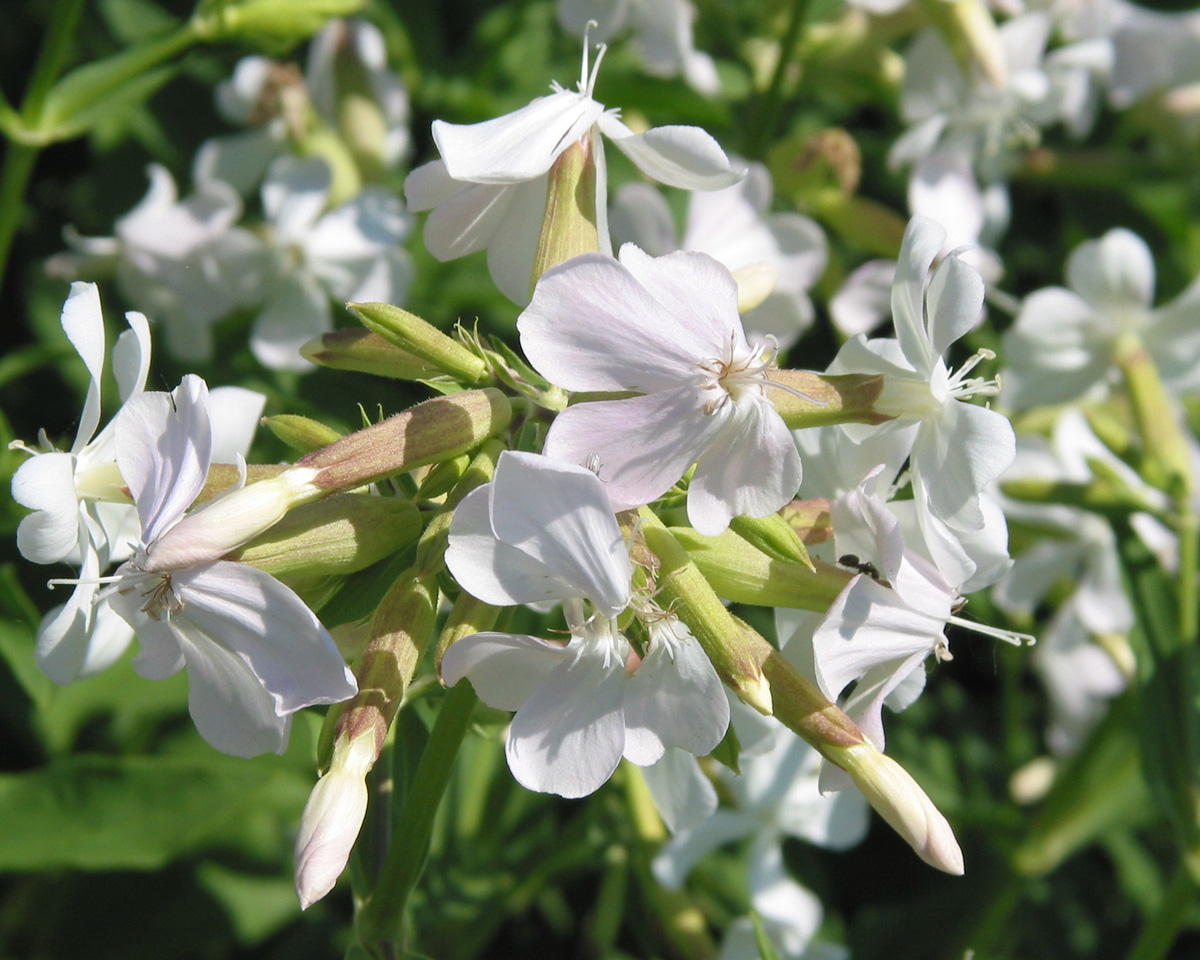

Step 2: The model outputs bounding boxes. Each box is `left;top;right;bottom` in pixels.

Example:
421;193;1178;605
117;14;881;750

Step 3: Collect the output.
530;134;600;292
262;415;344;454
143;467;325;572
297;389;512;494
195;0;368;45
825;741;965;875
300;328;445;381
294;730;375;909
670;527;850;611
729;512;813;570
226;494;421;576
348;303;488;384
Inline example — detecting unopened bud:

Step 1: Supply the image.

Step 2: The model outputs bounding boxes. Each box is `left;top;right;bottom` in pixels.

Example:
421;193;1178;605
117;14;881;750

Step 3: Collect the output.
349;303;487;384
196;0;367;44
227;494;421;576
144;467;324;572
530;135;600;292
826;741;965;875
300;328;445;381
262;414;343;454
297;389;512;494
294;731;375;909
729;513;813;570
732;262;778;314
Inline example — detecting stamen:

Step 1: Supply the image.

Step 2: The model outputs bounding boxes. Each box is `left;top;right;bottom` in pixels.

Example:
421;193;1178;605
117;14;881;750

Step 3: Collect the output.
947;614;1036;647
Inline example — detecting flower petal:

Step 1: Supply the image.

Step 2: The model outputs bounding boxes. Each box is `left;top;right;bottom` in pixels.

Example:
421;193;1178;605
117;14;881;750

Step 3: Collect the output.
173;561;356;715
506;647;626;797
61;282;106;454
891;216;945;376
485;178;549;306
116;375;212;543
543;389;726;513
925;250;985;360
598;114;743;189
689;397;802;535
1066;227;1155;310
208;387;267;463
434;91;603;183
623;625;729;764
112;311;153;403
488;451;631;617
609;182;678;256
445;486;590;608
640;748;718;834
263;155;330;242
250;273;329;372
519;251;720;392
441;631;571;710
913;400;1015;529
13;452;82;565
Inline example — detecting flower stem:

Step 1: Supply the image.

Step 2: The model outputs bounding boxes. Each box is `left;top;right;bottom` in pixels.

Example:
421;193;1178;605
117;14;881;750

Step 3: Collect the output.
354;682;479;958
747;0;811;158
0;0;85;295
1125;855;1199;960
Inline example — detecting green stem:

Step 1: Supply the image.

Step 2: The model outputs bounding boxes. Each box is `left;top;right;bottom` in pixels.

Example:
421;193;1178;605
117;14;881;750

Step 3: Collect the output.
0;0;85;293
1125;860;1197;960
354;682;479;957
746;0;810;158
1178;510;1198;645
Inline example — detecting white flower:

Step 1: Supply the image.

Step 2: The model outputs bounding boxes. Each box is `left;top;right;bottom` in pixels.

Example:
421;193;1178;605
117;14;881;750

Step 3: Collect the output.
305;18;412;168
1001;227;1200;408
105;375;356;757
828;217;1015;550
249;155;412;370
609;162;828;349
440;451;729;798
890;14;1056;180
556;0;721;94
404;38;742;304
196;19;411;194
519;245;802;535
810;467;1027;789
47;166;267;362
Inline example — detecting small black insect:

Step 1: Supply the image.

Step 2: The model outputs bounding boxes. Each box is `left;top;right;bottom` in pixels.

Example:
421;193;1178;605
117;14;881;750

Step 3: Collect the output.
838;553;881;581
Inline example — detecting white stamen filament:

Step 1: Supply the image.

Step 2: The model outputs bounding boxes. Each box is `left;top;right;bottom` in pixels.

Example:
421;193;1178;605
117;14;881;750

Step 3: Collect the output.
697;334;822;414
947;348;1001;400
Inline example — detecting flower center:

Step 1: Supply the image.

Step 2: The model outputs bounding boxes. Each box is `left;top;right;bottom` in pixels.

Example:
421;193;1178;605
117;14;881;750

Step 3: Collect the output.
117;567;184;621
946;348;1002;401
697;335;777;414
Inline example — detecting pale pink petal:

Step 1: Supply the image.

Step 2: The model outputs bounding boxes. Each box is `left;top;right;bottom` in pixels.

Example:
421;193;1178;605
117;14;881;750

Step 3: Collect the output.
13;453;81;565
598;114;743;190
543;388;726;512
640;749;718;834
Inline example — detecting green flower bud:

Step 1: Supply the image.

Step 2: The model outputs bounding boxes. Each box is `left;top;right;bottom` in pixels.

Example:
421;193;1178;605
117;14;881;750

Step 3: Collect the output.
227;494;421;577
300;328;445;381
263;414;344;454
193;0;367;45
769;370;889;429
530;135;600;292
349;303;488;384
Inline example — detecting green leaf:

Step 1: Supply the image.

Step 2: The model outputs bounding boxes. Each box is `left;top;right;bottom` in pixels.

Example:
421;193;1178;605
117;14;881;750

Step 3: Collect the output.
0;617;53;710
194;862;301;945
0;752;310;870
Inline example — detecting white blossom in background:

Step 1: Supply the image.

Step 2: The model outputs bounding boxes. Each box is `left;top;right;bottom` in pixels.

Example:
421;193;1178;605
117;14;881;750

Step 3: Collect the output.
105;375;356;757
609;162;828;350
890;14;1056;181
1002;227;1200;408
829;259;896;339
194;55;302;195
248;155;412;370
556;0;720;94
195;19;411;194
441;451;729;798
404;38;742;304
306;18;412;169
47;165;267;362
827;217;1015;585
1109;4;1200;109
653;725;867;960
519;245;802;535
